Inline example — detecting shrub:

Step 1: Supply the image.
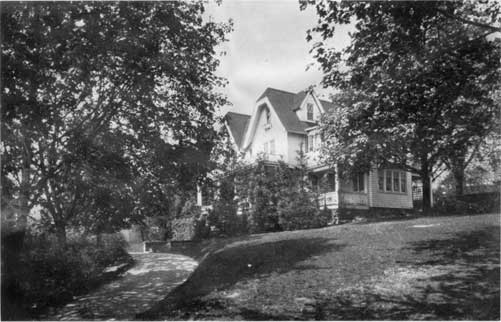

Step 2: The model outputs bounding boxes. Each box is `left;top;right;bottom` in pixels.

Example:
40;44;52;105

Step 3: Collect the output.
2;231;132;318
171;217;197;241
278;192;323;231
317;206;333;227
171;215;209;241
180;198;201;218
434;196;489;215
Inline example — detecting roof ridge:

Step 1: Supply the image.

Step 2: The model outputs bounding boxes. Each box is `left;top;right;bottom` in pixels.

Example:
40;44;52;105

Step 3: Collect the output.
265;87;296;95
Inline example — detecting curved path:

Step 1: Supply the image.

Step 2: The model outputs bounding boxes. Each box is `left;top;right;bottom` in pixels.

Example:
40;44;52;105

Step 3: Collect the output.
47;252;198;321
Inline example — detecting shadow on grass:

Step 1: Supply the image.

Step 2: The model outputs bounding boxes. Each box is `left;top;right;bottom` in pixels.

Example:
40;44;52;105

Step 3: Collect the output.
137;236;345;320
315;226;500;320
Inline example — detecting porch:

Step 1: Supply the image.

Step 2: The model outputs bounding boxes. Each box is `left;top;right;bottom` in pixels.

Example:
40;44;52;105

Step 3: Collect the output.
318;191;369;209
310;166;369;210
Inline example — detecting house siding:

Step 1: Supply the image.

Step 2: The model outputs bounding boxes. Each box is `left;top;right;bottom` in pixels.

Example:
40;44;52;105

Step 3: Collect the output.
245;103;288;162
369;169;413;209
287;133;306;165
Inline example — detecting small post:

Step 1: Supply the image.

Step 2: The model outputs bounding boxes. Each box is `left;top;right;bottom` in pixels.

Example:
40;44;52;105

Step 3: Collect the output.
197;184;203;206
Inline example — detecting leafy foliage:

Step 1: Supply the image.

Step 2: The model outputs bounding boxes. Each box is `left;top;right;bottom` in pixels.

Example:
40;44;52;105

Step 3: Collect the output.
209;175;247;236
2;231;132;318
304;1;501;210
1;2;232;241
214;152;331;234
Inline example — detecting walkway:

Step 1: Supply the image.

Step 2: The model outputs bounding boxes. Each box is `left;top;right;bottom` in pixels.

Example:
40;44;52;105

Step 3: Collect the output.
47;252;198;321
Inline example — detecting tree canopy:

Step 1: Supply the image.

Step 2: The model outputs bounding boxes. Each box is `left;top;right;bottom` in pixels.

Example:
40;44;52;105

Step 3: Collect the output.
304;0;501;209
1;1;232;242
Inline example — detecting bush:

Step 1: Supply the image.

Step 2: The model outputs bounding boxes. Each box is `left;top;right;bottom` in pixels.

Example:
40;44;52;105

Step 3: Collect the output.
172;216;209;241
317;206;333;227
278;193;326;231
172;217;197;241
434;196;489;215
2;231;132;318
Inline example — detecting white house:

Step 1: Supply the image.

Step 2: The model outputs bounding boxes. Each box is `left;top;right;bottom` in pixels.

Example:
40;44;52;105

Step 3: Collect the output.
221;87;413;214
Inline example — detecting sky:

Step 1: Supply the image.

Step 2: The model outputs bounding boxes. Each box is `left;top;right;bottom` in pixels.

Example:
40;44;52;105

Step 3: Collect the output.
204;1;354;116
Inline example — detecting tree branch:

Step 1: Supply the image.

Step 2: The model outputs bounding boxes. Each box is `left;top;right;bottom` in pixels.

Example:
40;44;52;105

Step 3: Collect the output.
437;8;501;33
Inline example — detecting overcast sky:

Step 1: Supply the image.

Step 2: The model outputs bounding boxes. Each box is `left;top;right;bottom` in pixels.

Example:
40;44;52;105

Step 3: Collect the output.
204;1;354;116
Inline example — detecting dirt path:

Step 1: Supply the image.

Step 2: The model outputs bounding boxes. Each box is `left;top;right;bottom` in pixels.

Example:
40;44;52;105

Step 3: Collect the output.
46;252;198;321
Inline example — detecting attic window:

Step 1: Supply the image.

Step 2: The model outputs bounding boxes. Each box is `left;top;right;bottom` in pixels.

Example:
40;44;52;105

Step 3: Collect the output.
307;103;313;121
264;107;271;130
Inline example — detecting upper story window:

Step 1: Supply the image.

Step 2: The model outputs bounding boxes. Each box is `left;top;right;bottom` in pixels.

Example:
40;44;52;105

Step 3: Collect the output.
307;103;314;121
308;134;314;152
265;108;271;129
269;139;275;154
352;173;364;192
378;169;407;193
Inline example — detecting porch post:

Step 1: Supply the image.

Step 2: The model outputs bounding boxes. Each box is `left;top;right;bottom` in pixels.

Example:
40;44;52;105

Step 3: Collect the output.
367;169;373;207
196;184;203;206
335;163;341;207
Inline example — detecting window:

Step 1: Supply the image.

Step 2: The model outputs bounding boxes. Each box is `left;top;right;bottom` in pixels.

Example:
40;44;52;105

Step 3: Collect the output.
269;140;275;154
307;103;314;121
352;173;364;192
378;170;384;191
379;169;407;193
393;171;400;191
308;134;314;152
401;173;407;193
386;171;392;192
266;108;271;124
264;142;268;154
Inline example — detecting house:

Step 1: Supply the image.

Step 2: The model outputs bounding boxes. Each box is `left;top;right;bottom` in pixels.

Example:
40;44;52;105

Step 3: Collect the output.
211;87;414;217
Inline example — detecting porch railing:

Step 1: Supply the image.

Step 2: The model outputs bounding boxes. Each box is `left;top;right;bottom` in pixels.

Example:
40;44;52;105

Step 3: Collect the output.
339;192;369;207
318;191;338;208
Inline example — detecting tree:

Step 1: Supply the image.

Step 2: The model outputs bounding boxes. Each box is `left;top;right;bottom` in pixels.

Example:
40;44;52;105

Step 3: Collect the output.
277;149;329;230
209;174;241;236
1;2;231;243
304;1;501;211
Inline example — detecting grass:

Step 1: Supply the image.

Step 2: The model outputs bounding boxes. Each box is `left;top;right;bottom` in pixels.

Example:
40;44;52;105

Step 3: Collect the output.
138;213;500;320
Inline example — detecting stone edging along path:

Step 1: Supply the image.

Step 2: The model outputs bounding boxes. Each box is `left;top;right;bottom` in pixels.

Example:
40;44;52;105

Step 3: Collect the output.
45;252;198;321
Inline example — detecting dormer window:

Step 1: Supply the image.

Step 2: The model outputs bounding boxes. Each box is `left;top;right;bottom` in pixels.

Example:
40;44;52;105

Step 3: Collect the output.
307;103;313;121
264;107;271;130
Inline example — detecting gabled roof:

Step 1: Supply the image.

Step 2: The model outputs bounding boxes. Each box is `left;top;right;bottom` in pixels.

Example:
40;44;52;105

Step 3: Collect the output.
292;91;307;111
319;99;336;112
225;112;250;148
256;87;335;135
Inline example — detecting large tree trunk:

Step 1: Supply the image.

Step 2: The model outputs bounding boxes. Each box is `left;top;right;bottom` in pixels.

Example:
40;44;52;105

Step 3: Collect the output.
421;158;432;213
451;156;466;196
422;172;432;212
55;220;67;245
453;168;465;196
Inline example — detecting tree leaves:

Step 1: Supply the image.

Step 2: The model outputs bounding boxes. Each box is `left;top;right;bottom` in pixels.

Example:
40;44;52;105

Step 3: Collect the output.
1;2;232;238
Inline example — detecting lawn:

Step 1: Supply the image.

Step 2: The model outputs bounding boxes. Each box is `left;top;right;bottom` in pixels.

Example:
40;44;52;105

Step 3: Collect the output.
139;213;500;320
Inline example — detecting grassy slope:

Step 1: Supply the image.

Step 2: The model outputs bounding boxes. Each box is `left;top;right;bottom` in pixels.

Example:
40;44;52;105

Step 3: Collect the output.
139;213;500;320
